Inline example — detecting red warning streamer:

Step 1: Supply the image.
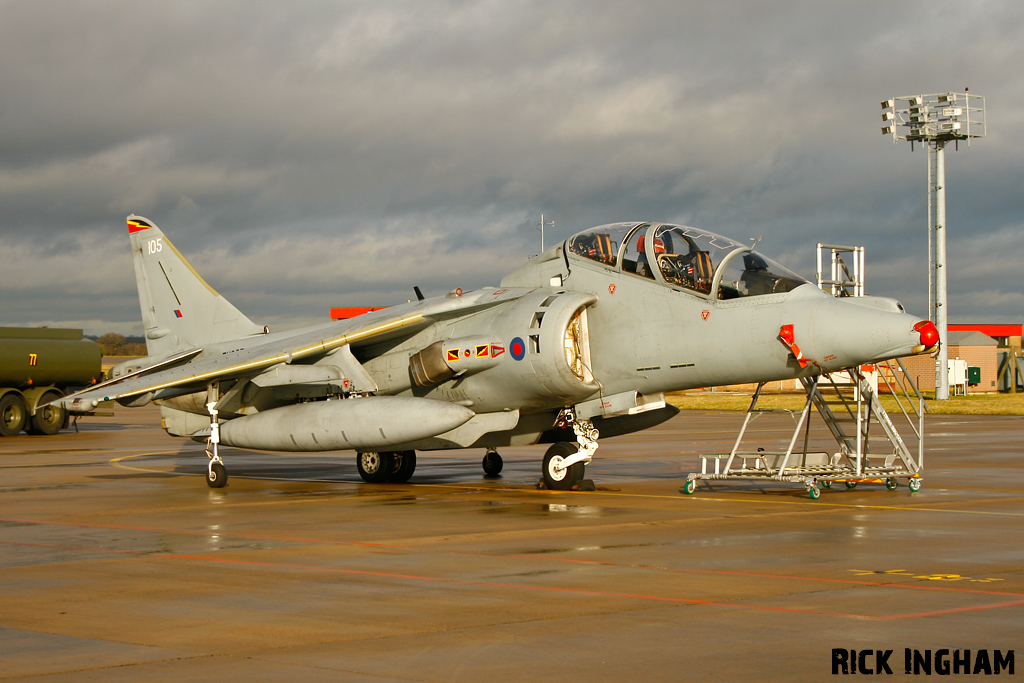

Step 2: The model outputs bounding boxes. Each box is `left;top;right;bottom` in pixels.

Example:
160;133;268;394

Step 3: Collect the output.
779;324;811;368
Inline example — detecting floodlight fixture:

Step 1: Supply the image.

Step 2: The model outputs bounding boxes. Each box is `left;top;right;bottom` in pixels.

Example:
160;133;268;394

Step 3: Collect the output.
879;90;985;144
876;90;986;400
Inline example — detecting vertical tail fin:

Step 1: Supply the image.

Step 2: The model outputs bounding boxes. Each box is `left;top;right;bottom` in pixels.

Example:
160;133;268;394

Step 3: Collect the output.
127;215;266;357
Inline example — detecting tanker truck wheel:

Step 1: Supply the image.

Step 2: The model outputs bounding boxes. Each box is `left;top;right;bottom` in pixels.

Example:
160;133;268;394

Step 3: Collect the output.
0;394;27;437
28;391;65;436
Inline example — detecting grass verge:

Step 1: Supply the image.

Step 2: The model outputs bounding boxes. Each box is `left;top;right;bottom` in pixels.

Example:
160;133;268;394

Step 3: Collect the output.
667;390;1024;416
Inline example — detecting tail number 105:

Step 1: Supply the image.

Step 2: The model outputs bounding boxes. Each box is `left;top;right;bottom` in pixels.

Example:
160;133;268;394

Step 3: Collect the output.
147;239;163;255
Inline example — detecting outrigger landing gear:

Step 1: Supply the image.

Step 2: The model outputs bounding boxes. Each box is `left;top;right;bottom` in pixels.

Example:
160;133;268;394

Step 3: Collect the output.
205;400;227;488
541;410;599;490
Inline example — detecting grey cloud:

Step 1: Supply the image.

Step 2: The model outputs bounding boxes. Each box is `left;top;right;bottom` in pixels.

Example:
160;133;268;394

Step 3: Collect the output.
1;0;1021;334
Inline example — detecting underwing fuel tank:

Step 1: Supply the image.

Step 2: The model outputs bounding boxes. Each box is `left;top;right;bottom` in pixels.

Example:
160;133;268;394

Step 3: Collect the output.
208;396;475;452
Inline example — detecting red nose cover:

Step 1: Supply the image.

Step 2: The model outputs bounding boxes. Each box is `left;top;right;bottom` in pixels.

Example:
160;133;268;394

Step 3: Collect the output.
915;320;940;348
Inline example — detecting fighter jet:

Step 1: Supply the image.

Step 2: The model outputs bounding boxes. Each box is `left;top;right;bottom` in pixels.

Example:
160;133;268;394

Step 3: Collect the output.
59;216;939;490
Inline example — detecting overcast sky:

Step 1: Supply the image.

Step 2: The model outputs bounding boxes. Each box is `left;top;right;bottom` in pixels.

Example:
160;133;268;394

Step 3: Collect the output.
1;0;1021;336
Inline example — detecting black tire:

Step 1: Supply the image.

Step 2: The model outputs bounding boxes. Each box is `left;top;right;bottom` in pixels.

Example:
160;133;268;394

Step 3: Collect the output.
207;461;228;488
28;391;65;436
482;451;503;476
388;450;417;483
0;393;27;437
357;451;393;483
542;442;584;491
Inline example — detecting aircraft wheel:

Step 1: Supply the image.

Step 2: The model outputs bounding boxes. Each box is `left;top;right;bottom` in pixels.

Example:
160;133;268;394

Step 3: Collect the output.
357;451;392;483
682;479;697;495
482;450;503;476
885;477;899;491
845;481;858;490
207;461;227;488
28;391;65;436
388;450;417;483
0;393;27;437
542;442;583;491
908;477;922;492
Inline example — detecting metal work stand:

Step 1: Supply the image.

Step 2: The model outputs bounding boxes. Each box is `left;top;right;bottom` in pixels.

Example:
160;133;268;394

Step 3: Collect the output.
684;362;927;499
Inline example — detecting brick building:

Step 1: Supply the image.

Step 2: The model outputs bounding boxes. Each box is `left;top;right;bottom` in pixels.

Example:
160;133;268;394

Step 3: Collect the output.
896;330;999;393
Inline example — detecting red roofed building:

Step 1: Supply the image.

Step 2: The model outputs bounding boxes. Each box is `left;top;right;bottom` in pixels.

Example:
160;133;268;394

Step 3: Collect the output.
948;324;1022;348
897;323;1021;393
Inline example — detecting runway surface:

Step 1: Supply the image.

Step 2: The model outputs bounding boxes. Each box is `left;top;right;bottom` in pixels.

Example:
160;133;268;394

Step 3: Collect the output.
1;405;1022;681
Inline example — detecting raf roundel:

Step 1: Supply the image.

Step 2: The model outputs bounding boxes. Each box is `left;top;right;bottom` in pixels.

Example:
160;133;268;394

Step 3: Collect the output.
510;337;526;361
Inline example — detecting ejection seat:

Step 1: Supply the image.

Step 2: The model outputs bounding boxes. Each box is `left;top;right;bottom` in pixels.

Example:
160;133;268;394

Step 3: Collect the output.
658;250;714;294
574;232;616;266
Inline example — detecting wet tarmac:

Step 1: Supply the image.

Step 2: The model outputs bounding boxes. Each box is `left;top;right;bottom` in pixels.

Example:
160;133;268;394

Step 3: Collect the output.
1;405;1022;681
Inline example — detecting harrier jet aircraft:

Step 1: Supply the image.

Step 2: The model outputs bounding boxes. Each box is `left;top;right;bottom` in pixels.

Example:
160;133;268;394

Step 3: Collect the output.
59;216;939;490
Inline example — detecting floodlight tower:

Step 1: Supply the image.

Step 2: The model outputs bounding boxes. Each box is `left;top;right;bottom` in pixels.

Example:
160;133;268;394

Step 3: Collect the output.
880;90;986;399
538;214;554;253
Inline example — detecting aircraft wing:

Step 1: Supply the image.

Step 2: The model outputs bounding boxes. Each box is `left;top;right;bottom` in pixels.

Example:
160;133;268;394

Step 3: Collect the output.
59;287;532;411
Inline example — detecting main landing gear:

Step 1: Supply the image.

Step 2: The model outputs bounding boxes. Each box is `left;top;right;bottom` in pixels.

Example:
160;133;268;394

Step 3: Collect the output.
482;450;503;477
356;450;417;483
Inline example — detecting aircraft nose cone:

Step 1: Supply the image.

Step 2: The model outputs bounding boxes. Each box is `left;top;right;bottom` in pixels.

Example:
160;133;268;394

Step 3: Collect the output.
805;297;931;370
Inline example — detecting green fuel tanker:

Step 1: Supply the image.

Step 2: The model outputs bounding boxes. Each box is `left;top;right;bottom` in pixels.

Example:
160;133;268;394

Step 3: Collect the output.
0;327;103;436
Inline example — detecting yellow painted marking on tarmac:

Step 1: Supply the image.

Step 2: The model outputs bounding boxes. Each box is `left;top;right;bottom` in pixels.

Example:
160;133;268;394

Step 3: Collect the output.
109;451;192;476
104;455;1024;518
850;569;1005;584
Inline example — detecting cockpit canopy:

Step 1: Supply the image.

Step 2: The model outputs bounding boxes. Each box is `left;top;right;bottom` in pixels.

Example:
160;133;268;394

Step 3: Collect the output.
566;222;809;299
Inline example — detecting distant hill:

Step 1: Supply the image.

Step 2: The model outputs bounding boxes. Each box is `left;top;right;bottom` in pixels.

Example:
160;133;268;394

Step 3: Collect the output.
87;333;147;357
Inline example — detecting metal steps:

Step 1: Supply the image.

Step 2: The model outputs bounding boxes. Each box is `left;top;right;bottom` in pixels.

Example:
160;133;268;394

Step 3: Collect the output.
685;364;926;499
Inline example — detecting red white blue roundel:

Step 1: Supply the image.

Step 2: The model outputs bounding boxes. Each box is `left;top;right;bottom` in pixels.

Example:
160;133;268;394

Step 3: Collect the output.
510;336;526;361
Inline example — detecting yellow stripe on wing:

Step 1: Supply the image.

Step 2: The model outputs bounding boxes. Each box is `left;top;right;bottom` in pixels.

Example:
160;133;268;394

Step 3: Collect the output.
105;313;426;400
